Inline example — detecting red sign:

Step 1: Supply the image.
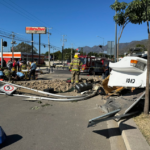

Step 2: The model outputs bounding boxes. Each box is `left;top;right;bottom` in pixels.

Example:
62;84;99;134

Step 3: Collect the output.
26;27;47;34
4;85;14;91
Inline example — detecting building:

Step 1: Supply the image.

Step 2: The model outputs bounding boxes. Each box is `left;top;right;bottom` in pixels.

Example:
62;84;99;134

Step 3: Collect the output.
0;52;45;64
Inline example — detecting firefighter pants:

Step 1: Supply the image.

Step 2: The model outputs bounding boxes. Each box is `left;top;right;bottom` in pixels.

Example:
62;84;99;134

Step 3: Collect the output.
71;71;79;83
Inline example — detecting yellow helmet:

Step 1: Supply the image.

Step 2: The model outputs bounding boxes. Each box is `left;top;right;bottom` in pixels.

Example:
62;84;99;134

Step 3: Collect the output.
12;67;16;72
74;54;78;58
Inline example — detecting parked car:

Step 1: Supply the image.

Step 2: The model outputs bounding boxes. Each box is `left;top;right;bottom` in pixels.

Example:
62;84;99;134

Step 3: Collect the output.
55;63;64;68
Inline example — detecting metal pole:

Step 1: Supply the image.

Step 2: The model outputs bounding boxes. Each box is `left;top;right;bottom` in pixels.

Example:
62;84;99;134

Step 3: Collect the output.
109;41;112;73
61;35;67;64
62;35;64;64
39;33;41;66
53;48;54;65
114;0;117;62
32;33;33;62
103;38;105;57
12;32;15;62
1;39;3;68
71;43;73;62
62;46;64;64
48;28;50;69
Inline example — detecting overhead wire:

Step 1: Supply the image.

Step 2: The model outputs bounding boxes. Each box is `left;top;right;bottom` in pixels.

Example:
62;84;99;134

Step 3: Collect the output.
8;0;50;27
0;0;75;50
7;0;64;35
0;0;44;26
5;0;74;45
0;29;61;50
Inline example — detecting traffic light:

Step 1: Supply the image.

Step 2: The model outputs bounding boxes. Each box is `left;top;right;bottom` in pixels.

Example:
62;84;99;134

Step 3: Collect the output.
3;41;7;47
99;45;102;48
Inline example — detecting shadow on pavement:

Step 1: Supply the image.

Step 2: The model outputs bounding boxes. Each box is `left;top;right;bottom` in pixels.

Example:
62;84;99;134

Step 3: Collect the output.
0;134;22;149
93;123;136;138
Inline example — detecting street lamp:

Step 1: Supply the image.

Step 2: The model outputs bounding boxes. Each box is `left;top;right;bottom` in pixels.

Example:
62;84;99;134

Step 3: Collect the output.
97;36;105;57
97;36;104;46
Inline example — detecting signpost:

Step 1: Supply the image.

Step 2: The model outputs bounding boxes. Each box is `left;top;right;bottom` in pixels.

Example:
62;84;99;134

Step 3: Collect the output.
25;27;47;63
107;41;114;59
0;84;17;95
1;40;7;68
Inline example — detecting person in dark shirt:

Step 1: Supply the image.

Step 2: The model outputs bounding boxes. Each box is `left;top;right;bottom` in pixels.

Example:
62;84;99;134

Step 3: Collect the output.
104;64;109;79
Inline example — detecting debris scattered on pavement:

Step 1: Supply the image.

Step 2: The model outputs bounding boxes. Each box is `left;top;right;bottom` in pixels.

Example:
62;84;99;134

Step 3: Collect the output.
31;106;40;110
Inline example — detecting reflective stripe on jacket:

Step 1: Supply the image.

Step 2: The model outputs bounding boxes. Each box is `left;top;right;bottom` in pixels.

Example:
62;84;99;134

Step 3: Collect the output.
21;64;27;70
69;58;82;71
3;70;11;76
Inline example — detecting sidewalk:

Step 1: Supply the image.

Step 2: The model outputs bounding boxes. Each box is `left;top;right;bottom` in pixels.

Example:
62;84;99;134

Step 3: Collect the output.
118;118;150;150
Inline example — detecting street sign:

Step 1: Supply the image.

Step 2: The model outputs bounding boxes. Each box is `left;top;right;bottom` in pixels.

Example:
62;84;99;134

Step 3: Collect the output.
0;84;17;95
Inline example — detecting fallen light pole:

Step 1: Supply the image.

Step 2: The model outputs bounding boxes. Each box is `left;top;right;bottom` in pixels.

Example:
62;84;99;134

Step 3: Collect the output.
0;80;86;98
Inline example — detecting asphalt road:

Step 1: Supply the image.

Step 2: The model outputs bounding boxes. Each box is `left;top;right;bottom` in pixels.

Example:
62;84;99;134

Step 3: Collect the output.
0;94;111;150
38;68;102;80
51;68;103;75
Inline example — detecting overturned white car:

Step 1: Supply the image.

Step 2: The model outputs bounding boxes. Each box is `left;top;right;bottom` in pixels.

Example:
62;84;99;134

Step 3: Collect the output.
108;56;147;88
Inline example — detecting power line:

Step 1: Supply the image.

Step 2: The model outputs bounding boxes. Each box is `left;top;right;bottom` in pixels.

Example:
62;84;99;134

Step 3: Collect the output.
1;1;76;49
0;1;44;26
8;0;49;27
2;0;67;37
0;31;61;50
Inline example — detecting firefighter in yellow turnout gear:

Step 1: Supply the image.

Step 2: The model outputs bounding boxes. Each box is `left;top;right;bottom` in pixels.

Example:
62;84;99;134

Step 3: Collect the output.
69;54;82;84
21;61;27;71
3;68;12;81
21;61;28;79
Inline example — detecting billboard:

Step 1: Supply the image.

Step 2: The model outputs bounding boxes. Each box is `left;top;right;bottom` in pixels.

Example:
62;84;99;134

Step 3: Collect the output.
26;27;47;34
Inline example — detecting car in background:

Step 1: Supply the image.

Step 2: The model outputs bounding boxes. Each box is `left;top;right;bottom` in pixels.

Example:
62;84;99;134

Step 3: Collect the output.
55;63;64;68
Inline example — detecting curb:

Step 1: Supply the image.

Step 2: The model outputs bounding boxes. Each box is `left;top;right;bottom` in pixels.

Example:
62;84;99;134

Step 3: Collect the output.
118;118;150;150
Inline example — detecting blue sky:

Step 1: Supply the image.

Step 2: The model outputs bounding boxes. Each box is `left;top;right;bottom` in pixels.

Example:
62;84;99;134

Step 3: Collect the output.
0;0;148;54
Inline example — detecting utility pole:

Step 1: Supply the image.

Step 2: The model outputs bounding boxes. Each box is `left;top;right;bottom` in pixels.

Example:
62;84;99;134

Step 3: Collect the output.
39;33;41;65
114;0;117;62
47;27;52;71
53;48;55;65
61;35;67;64
10;32;15;62
31;34;33;62
97;36;105;57
1;39;3;68
71;43;73;62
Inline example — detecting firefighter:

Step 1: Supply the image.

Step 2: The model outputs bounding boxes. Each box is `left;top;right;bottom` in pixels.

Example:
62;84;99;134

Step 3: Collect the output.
12;60;17;72
3;68;12;81
69;54;82;84
21;61;27;71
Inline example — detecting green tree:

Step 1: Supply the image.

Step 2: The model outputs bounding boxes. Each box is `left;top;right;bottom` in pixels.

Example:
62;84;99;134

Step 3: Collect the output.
13;42;38;54
111;0;150;114
136;44;147;51
44;51;62;60
80;48;84;55
62;48;77;61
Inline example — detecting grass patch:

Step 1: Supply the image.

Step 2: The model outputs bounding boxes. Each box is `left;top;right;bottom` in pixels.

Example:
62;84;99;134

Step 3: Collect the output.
134;113;150;145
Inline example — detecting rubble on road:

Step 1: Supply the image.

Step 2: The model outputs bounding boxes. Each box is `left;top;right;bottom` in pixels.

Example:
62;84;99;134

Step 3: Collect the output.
11;77;103;94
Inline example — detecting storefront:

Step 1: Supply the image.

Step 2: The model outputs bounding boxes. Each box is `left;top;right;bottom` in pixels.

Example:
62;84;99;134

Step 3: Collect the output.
0;52;45;64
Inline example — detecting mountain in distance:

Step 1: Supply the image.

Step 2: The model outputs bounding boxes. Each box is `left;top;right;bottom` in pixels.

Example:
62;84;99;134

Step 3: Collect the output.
80;39;148;55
